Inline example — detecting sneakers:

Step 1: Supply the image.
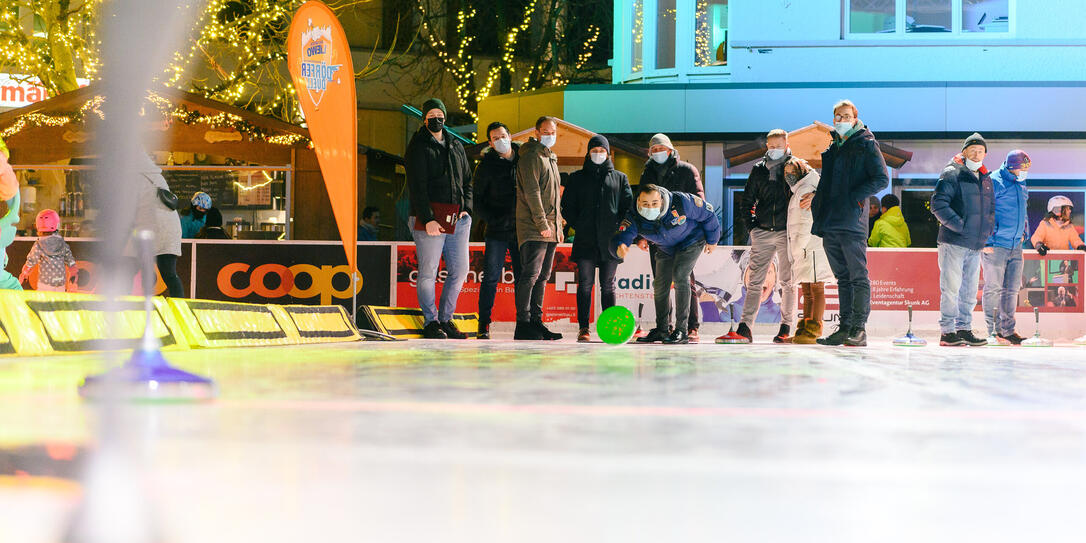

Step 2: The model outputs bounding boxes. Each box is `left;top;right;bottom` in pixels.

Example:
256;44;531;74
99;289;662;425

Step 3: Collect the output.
957;329;987;347
987;334;1011;346
477;322;490;340
514;321;543;340
577;328;591;342
772;324;791;344
636;327;670;343
939;332;965;346
533;320;562;340
688;328;699;343
440;321;467;339
817;326;850;346
422;321;448;339
735;322;753;343
1000;332;1025;345
843;327;867;347
663;329;689;344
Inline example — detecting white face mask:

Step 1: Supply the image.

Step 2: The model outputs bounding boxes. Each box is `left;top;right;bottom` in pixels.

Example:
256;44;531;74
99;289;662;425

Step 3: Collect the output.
766;148;786;161
590;152;608;165
834;121;854;136
965;158;983;172
493;137;511;155
638;206;662;221
540;134;557;148
651;151;670;164
1017;171;1029;181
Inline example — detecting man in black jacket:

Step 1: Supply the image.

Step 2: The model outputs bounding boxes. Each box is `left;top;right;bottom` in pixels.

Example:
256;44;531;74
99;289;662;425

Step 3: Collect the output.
809;100;889;347
406;97;473;340
930;133;995;347
736;129;797;343
638;133;706;340
473;121;520;339
562;134;633;342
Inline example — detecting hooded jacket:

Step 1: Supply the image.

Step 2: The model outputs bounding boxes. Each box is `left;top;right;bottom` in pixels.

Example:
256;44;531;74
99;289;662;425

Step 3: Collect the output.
868;206;911;248
783;157;834;283
638;153;705;199
24;232;76;287
405;126;473;224
811;122;889;237
562;139;633;261
987;166;1029;249
931;155;995;251
472;143;520;242
515;138;563;245
611;188;721;256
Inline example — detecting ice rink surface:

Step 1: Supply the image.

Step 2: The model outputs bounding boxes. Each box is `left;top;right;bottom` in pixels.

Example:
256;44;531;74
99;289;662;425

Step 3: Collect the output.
3;338;1086;542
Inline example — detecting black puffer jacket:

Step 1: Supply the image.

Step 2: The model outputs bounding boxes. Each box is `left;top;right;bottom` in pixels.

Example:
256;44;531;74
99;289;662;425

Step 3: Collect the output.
405;126;473;223
931;156;995;250
740;157;793;232
472;143;519;242
563;154;633;261
639;154;705;198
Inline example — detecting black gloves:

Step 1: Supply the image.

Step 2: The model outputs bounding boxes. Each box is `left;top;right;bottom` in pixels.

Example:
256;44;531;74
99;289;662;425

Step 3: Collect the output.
1078;244;1086;251
1036;242;1049;256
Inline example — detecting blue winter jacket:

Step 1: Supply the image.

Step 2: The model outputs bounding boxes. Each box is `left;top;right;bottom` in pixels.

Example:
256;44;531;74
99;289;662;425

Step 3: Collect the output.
986;166;1028;249
811;125;889;237
611;189;721;256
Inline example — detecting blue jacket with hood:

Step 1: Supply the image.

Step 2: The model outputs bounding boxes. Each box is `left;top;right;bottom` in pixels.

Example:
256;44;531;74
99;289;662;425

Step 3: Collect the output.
986;165;1028;249
611;188;721;256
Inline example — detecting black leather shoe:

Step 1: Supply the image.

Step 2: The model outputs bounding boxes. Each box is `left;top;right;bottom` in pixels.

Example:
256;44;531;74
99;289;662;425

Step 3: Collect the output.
441;321;467;339
477;322;490;340
422;321;447;339
843;327;867;347
533;320;562;340
817;326;849;346
514;321;543;340
957;329;987;347
636;327;670;343
662;329;689;344
999;332;1025;345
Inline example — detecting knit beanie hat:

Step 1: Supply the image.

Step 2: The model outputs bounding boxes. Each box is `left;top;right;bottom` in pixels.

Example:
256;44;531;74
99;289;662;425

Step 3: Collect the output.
962;132;987;151
422;98;446;118
1006;149;1031;170
587;134;611;154
649;133;673;149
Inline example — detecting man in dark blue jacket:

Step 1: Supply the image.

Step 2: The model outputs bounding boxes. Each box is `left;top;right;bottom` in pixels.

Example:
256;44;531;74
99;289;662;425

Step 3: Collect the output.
809;100;888;347
613;185;721;344
981;149;1030;345
931;133;996;347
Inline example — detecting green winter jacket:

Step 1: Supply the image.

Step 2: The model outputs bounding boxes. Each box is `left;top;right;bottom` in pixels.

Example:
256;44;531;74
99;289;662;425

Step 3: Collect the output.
869;205;911;247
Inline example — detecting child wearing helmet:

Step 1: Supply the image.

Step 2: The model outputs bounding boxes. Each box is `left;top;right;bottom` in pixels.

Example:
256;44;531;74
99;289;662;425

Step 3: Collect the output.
180;191;213;238
19;209;77;292
1031;195;1085;255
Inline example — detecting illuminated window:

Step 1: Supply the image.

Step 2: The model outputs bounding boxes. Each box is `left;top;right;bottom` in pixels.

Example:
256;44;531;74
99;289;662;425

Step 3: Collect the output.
656;0;677;69
695;0;728;67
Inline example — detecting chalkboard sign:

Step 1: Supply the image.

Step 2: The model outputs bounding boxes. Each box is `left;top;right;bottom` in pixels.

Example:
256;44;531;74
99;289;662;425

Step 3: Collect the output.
162;170;238;208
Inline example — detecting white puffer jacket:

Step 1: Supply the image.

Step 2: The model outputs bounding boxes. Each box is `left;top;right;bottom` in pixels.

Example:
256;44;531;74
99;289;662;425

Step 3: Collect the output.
785;158;834;284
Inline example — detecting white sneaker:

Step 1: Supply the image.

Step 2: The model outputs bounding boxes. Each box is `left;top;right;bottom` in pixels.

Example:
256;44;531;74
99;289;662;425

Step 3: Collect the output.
987;334;1011;346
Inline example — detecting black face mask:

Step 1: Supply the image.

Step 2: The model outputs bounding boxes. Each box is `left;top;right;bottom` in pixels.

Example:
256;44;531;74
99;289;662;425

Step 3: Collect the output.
426;117;444;133
192;206;206;220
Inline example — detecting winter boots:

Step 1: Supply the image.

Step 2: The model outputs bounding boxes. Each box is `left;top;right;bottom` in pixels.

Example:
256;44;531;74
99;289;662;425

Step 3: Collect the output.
792;282;825;345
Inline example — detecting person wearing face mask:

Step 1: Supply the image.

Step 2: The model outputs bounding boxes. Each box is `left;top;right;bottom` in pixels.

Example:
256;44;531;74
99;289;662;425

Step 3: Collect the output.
982;150;1031;345
513;116;564;341
732;129;798;344
931;133;995;347
472;121;521;339
638;133;706;341
1031;196;1085;254
180;191;212;238
405;97;474;340
612;184;721;344
807;99;889;347
562;135;633;342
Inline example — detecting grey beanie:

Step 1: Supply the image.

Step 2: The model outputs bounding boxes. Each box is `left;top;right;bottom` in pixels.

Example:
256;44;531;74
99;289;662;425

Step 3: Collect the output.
962;132;987;151
649;133;673;149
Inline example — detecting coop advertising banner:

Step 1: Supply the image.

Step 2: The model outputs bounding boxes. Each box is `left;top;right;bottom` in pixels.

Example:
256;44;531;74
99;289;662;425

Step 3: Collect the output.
395;244;579;323
287;1;358;277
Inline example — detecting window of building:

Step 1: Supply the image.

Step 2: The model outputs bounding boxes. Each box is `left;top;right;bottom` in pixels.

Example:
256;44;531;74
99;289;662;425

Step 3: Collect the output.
656;0;677;69
847;0;1010;36
695;0;728;67
631;0;644;72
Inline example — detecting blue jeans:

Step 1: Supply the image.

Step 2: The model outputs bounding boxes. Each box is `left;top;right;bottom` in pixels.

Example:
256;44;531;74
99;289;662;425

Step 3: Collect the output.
938;243;982;334
823;233;870;329
478;238;520;325
981;246;1023;336
411;214;472;324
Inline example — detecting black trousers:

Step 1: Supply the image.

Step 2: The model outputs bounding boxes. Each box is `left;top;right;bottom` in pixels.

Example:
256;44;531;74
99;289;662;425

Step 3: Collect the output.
156;254;184;297
575;258;619;329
